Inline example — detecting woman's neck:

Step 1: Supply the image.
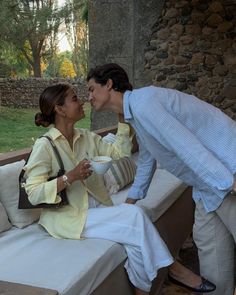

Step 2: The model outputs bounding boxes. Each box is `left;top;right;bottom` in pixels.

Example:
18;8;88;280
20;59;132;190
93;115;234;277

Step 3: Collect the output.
55;122;74;149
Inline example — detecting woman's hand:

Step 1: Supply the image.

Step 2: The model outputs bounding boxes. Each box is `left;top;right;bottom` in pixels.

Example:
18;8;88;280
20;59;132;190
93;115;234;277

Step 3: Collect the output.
68;159;93;182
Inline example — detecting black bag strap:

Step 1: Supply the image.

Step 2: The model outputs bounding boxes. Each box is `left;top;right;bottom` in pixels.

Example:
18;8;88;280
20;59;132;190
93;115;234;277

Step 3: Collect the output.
42;136;65;172
22;135;64;171
19;135;68;208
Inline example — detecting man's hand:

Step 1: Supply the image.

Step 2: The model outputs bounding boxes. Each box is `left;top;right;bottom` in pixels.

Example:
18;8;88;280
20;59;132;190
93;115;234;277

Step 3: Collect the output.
125;198;137;204
233;179;236;190
230;179;236;196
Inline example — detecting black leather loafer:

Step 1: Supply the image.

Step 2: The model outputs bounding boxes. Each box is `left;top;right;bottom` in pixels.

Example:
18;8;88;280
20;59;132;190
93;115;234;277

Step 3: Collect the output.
168;274;216;293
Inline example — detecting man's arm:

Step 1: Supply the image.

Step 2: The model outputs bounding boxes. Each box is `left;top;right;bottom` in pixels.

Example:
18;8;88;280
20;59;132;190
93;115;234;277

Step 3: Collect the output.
125;138;156;203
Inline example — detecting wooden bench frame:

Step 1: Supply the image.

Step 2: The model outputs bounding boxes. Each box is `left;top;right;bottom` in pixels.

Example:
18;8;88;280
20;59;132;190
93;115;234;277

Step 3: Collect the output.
0;125;195;295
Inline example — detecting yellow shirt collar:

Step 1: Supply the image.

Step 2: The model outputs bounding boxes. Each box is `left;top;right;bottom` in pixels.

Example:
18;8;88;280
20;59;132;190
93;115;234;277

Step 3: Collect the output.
47;127;82;141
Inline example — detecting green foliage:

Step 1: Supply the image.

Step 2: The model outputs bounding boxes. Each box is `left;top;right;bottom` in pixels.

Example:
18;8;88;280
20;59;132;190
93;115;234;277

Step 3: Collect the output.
64;0;88;78
43;51;73;77
0;42;29;77
0;103;91;153
0;0;89;78
0;0;68;77
59;58;76;77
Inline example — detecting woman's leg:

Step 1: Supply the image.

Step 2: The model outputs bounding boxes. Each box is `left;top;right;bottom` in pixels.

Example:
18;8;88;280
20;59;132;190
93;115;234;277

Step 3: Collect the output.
81;203;174;292
168;260;202;287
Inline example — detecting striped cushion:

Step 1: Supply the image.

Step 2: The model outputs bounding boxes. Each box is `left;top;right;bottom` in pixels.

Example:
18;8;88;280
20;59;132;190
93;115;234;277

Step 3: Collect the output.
104;157;137;195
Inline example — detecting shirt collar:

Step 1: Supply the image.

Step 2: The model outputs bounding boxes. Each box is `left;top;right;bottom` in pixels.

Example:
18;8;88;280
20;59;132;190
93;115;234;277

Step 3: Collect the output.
47;126;82;141
123;90;133;121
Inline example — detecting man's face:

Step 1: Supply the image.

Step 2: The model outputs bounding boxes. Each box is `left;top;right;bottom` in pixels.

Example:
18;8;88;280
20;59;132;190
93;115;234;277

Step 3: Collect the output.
87;78;111;111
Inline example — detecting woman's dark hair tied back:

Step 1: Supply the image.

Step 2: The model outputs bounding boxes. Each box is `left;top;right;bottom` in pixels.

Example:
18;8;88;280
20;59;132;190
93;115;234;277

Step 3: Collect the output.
87;63;133;93
35;83;71;128
35;112;51;127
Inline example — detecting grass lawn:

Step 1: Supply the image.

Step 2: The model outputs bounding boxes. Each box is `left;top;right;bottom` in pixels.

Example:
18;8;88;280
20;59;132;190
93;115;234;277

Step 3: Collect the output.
0;103;91;153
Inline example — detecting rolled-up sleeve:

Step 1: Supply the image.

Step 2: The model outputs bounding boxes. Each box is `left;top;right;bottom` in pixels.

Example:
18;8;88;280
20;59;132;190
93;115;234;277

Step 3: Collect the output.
93;123;133;159
24;139;61;205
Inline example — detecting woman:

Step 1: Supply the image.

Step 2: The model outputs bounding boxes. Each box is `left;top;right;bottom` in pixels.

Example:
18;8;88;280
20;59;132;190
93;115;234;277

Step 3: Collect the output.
24;83;214;295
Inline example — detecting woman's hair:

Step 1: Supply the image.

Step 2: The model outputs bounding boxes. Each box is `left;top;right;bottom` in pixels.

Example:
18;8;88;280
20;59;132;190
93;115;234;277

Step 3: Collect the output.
86;63;133;93
35;83;71;127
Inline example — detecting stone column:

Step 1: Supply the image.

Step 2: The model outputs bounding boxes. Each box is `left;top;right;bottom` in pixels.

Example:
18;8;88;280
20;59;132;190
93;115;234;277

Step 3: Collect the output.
88;0;165;130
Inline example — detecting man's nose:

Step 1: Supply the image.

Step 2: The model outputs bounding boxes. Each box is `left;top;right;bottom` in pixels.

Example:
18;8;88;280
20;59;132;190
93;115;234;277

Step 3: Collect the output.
87;93;93;101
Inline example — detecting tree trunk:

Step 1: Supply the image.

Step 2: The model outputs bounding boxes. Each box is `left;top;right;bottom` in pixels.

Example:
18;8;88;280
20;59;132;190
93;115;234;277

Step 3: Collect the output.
32;54;41;77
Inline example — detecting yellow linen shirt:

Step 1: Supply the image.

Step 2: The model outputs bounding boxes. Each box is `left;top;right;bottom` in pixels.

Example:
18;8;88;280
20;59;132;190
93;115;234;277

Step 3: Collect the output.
24;123;132;239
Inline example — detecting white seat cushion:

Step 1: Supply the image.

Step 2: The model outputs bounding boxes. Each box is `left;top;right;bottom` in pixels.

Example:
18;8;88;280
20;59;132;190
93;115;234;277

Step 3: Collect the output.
0;153;186;295
111;153;187;222
0;224;126;295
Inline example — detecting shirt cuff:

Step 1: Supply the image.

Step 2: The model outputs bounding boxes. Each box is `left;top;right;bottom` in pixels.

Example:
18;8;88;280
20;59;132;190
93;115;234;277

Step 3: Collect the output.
127;187;144;200
117;122;130;135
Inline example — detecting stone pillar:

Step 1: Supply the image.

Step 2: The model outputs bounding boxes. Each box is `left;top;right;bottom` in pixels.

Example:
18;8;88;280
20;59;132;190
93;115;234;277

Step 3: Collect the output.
88;0;165;130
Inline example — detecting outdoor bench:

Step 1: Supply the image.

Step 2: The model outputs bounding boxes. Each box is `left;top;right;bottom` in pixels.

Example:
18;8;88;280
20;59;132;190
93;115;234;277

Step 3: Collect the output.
0;126;195;295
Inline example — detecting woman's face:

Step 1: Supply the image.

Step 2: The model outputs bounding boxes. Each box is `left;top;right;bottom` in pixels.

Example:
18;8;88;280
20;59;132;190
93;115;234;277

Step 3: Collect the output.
61;88;85;122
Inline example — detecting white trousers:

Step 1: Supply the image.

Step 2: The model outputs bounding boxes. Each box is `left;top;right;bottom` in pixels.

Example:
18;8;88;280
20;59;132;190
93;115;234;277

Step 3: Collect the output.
193;193;236;295
82;202;173;291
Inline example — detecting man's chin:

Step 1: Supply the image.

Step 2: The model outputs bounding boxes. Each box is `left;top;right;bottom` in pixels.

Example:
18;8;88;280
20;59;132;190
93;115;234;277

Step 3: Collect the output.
93;105;104;112
92;103;110;112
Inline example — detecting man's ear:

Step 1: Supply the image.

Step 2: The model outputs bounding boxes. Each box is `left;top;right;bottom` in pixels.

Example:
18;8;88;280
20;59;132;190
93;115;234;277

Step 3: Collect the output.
106;79;113;90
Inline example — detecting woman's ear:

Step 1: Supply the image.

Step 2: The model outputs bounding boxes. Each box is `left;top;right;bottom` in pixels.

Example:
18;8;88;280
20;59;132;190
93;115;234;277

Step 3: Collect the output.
55;105;66;117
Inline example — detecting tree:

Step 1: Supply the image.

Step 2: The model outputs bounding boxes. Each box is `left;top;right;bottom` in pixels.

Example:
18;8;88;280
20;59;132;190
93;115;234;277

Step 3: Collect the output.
0;0;67;77
0;42;29;77
59;57;76;77
64;0;88;77
43;51;68;77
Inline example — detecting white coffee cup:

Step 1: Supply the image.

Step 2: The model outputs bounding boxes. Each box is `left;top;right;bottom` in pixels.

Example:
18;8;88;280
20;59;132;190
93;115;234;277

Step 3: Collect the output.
90;156;112;174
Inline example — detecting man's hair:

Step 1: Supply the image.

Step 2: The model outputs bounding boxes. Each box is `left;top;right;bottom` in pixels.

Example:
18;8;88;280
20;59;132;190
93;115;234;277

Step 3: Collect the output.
87;63;133;93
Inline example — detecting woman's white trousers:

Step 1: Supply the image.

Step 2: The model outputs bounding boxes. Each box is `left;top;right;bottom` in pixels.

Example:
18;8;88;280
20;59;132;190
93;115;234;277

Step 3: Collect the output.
82;203;173;291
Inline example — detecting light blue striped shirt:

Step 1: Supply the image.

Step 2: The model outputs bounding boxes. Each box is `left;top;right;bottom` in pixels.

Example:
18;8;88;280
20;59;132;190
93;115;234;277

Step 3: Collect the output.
123;86;236;213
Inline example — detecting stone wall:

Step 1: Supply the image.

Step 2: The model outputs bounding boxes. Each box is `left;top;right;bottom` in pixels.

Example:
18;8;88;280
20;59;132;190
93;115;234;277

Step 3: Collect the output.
88;0;165;130
144;0;236;119
0;78;87;108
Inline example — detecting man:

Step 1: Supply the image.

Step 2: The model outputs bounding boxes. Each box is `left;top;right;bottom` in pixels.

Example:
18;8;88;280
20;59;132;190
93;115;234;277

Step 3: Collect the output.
87;63;236;295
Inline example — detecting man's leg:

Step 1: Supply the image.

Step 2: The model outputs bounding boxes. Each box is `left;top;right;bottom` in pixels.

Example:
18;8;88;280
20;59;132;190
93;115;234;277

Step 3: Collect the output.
216;193;236;243
193;200;234;295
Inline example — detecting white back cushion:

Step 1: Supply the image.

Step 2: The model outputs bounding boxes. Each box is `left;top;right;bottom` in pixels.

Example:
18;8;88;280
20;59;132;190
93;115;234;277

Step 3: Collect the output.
0;160;41;228
0;201;12;233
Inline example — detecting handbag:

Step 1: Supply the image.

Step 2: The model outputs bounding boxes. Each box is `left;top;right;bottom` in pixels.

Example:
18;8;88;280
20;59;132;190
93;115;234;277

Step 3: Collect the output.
18;136;69;209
